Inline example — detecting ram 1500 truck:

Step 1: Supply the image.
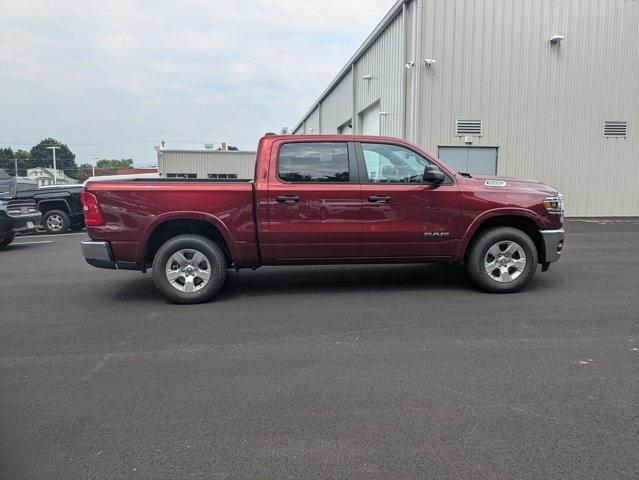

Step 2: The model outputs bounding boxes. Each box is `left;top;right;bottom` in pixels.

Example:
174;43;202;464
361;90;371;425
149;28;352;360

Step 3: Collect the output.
81;135;565;303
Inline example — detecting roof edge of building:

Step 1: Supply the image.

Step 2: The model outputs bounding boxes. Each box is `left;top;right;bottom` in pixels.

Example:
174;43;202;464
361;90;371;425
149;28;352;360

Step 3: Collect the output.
291;0;409;133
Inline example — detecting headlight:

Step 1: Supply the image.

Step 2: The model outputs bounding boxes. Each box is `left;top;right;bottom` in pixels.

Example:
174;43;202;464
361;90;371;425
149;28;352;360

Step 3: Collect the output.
543;193;564;214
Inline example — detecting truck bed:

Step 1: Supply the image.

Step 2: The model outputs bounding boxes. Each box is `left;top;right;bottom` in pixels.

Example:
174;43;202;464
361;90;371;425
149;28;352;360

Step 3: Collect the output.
85;179;259;268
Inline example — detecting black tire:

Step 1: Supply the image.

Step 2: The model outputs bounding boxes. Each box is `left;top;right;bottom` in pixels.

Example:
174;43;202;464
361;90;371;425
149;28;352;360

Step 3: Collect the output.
466;227;538;293
42;209;70;234
0;235;14;249
152;234;227;304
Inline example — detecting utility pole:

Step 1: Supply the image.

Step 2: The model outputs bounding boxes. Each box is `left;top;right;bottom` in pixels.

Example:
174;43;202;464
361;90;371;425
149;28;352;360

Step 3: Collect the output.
47;146;60;184
14;157;18;177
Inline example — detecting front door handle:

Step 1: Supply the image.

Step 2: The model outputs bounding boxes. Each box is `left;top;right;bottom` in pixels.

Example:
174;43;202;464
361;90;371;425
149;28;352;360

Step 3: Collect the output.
368;195;391;203
276;195;300;203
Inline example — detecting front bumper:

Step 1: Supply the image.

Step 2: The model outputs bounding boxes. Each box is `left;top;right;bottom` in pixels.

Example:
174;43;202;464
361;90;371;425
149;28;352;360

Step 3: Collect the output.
81;240;116;269
540;228;565;263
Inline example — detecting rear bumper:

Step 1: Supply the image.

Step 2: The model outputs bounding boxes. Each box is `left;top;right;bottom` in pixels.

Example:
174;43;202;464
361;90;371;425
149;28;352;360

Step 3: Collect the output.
81;240;141;270
11;213;42;234
81;240;116;269
540;228;565;263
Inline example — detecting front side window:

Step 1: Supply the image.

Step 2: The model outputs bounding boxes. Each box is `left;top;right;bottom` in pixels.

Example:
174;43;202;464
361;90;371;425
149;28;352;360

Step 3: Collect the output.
362;143;430;183
278;142;349;183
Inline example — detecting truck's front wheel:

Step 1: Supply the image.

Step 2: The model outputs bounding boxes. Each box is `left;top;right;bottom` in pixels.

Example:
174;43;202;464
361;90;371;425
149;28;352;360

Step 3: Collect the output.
152;234;227;304
466;227;538;293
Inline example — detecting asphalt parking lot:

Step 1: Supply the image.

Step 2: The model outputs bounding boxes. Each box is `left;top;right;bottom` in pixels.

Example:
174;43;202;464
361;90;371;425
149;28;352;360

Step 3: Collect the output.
1;220;638;479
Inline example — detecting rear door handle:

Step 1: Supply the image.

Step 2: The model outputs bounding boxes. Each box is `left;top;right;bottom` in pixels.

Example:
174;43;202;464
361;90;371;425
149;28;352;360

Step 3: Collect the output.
276;195;300;203
368;195;391;203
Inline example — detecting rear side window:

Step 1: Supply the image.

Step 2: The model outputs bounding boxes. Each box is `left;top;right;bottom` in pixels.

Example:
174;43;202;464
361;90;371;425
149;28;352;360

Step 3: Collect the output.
278;142;349;182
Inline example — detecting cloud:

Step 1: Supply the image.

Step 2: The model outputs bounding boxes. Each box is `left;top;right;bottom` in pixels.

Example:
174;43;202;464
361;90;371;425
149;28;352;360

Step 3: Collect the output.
0;0;394;163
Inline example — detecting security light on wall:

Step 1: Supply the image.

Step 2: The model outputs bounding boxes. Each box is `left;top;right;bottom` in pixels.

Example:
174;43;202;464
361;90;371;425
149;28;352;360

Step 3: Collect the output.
362;74;372;80
424;58;437;67
550;35;565;44
405;61;415;69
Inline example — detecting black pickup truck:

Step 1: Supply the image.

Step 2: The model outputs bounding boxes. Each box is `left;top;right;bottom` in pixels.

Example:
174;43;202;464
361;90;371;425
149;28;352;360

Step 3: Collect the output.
15;183;84;233
0;173;42;247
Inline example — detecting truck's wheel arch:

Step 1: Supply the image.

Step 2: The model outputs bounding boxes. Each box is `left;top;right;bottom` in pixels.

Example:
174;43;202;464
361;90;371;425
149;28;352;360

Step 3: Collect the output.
459;210;546;263
37;199;71;214
140;213;238;268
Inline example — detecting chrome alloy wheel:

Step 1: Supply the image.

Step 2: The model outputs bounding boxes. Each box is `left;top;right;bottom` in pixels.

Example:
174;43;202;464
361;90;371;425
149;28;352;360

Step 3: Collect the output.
47;214;64;232
484;240;527;283
165;249;211;293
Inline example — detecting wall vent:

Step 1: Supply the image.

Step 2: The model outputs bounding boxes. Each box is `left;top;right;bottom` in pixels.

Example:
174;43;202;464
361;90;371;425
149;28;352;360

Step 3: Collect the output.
603;121;627;138
456;119;482;136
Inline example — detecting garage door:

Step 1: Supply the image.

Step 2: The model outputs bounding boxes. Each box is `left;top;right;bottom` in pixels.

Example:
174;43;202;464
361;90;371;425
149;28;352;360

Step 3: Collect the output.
360;103;380;135
438;147;497;175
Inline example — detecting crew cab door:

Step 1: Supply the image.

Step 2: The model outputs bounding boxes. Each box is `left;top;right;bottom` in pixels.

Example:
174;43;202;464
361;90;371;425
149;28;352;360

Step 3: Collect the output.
265;140;363;261
356;141;460;258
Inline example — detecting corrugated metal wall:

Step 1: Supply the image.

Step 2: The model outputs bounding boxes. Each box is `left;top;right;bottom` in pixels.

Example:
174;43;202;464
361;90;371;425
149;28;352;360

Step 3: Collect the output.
158;151;256;179
292;0;639;216
320;68;353;133
304;107;321;134
419;0;639;216
354;12;404;136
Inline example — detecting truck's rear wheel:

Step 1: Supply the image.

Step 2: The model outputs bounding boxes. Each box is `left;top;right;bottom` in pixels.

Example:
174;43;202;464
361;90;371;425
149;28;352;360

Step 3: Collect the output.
466;227;538;293
43;209;70;233
152;234;227;304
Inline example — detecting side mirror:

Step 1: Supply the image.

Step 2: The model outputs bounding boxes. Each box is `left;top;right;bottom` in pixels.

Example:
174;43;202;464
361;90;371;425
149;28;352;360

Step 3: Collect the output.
423;164;445;184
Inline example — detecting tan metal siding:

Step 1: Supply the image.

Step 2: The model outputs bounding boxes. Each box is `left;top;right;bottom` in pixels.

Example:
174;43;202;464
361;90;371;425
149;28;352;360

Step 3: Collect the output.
159;151;256;179
292;0;638;216
355;12;405;137
320;69;353;132
420;0;639;216
301;107;320;134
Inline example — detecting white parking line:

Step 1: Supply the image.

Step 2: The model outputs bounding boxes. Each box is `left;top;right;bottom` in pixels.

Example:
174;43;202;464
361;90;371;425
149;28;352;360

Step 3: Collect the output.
13;240;54;245
20;232;87;239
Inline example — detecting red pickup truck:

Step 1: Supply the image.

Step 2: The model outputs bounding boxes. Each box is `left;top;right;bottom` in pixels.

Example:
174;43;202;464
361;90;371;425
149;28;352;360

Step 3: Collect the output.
81;135;564;303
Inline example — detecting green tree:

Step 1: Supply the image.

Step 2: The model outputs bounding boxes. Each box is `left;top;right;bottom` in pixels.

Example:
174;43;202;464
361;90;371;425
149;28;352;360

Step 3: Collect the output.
95;158;134;170
75;164;94;183
0;148;14;172
29;138;77;174
0;148;31;175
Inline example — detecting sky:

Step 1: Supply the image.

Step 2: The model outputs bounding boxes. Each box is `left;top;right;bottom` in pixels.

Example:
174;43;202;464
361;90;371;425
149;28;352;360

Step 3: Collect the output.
0;0;394;166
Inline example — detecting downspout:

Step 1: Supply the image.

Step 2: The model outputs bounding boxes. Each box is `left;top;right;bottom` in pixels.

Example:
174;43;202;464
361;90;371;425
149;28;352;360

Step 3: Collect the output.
351;63;358;134
413;0;424;146
400;1;408;139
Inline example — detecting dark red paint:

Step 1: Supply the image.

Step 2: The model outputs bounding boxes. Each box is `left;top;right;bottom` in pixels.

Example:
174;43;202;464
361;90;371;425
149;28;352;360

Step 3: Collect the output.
84;135;562;268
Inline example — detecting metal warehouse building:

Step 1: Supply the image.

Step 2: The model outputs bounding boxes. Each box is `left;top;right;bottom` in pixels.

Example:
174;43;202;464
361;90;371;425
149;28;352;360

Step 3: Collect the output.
157;150;256;180
292;0;639;216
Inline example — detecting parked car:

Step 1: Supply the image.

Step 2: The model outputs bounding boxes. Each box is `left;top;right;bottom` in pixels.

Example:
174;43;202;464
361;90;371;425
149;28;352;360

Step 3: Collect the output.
15;184;85;233
81;135;565;303
0;173;42;248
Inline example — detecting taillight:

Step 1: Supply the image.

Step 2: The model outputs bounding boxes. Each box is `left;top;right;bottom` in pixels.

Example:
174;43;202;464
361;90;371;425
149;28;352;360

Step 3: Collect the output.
80;191;104;226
